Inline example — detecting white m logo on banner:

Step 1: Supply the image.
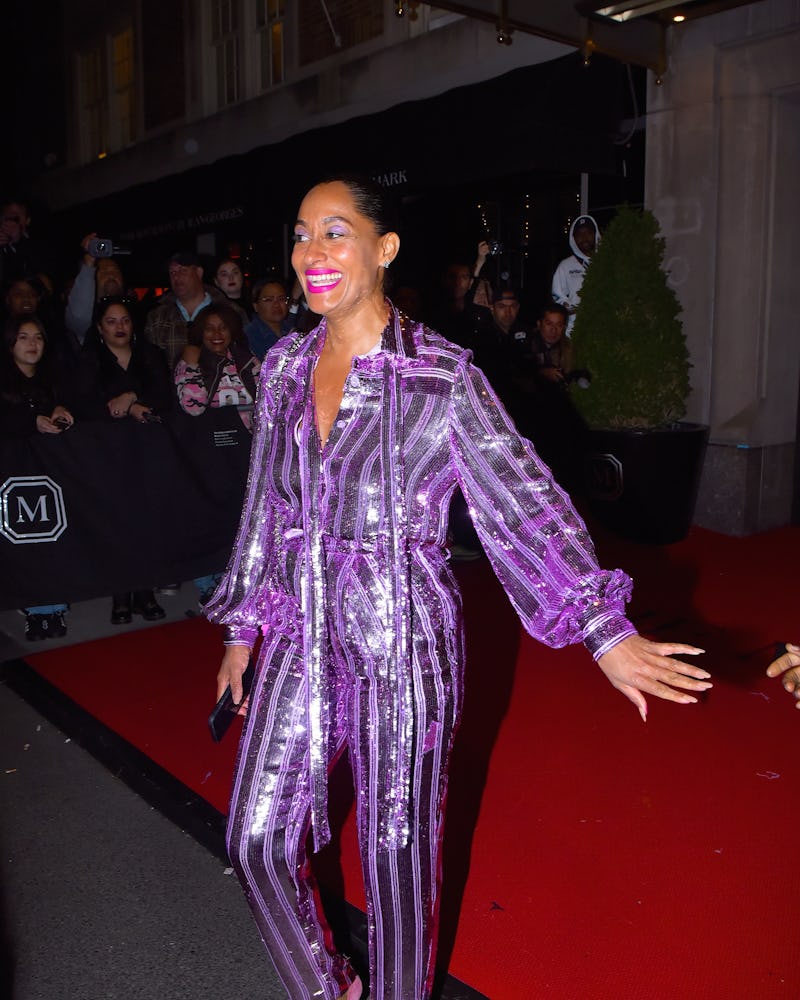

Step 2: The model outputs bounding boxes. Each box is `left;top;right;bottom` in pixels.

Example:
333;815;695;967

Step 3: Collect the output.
0;476;68;544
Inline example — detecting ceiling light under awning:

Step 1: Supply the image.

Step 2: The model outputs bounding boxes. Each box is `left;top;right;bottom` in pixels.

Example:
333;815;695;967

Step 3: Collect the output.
575;0;766;22
587;0;678;20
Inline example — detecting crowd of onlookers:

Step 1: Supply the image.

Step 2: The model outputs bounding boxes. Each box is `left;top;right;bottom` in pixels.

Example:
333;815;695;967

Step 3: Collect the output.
9;195;800;714
1;194;600;637
1;198;314;641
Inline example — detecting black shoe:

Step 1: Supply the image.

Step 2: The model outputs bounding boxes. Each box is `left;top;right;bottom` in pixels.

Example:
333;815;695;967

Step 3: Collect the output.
132;590;166;621
111;594;132;625
46;611;67;638
25;613;47;641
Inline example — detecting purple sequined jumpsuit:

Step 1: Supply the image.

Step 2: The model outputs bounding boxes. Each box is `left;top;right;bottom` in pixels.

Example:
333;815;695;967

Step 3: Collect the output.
205;304;637;1000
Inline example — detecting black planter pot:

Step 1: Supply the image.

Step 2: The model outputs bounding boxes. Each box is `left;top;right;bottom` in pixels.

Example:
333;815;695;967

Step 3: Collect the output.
583;422;709;544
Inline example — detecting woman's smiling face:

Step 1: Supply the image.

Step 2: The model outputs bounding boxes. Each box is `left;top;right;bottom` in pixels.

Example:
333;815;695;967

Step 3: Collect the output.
291;181;395;319
202;314;233;356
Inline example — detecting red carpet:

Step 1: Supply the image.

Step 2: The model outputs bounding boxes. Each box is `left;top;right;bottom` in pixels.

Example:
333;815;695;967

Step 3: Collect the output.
24;525;800;998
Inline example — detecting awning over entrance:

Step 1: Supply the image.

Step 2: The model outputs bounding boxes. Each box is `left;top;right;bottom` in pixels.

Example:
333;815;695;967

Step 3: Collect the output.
45;52;638;283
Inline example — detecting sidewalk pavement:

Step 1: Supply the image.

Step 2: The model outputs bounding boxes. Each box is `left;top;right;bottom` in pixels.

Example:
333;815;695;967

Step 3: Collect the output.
0;680;285;1000
0;591;481;1000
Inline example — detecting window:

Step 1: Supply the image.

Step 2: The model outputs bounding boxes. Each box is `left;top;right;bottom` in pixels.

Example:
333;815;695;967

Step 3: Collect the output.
112;28;137;147
75;24;140;163
256;0;285;89
298;0;383;66
142;0;186;130
211;0;240;106
78;46;108;160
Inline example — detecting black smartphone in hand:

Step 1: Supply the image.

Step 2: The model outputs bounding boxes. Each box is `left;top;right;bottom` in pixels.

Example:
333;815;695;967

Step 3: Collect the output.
208;658;254;743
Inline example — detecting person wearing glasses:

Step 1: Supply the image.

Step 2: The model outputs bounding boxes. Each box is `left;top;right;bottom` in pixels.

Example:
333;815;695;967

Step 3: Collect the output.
244;277;297;360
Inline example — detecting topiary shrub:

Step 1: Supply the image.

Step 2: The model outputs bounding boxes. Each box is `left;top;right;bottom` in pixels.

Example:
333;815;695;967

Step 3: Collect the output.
570;205;690;430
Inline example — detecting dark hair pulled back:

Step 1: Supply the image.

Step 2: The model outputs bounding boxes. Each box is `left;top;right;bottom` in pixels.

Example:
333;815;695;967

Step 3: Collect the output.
315;174;400;238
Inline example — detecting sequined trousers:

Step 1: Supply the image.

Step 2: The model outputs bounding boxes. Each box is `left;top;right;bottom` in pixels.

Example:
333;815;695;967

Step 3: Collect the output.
212;311;638;996
225;543;464;1000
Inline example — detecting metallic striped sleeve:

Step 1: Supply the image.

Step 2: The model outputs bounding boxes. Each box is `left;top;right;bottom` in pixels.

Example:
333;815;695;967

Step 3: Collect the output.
447;350;637;660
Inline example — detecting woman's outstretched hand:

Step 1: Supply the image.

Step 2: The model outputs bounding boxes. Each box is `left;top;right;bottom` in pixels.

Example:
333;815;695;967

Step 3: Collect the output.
766;643;800;708
597;634;710;722
217;643;251;715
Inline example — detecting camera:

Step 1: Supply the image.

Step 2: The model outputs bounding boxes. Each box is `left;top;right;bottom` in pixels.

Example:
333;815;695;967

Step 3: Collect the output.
142;411;163;424
52;415;70;429
86;237;131;258
487;239;504;256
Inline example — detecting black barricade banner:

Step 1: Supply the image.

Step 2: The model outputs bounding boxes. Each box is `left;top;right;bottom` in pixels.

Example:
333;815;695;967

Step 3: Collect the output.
0;408;252;609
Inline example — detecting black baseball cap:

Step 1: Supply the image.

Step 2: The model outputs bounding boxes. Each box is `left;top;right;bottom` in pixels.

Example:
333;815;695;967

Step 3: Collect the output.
168;251;202;268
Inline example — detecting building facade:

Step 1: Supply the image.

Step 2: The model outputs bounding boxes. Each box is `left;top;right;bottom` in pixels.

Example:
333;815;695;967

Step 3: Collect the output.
21;0;800;535
646;0;800;533
29;3;643;286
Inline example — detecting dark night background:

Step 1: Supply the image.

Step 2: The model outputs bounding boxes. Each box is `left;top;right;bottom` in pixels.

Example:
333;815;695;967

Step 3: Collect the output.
1;2;66;214
0;2;645;304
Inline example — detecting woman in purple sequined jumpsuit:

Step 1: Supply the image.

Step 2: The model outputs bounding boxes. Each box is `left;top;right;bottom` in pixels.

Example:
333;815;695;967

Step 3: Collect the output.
206;178;711;1000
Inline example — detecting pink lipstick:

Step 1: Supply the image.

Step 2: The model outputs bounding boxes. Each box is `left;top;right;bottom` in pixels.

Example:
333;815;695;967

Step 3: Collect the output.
305;269;343;293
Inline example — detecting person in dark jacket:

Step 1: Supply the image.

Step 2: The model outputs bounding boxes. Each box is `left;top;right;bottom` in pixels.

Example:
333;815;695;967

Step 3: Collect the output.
244;278;296;359
0;198;57;290
0;314;74;639
214;256;253;319
79;295;169;624
79;295;173;422
0;314;74;437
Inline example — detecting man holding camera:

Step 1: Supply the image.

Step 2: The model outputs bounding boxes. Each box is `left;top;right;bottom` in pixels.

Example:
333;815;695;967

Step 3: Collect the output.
424;240;495;351
64;232;130;348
